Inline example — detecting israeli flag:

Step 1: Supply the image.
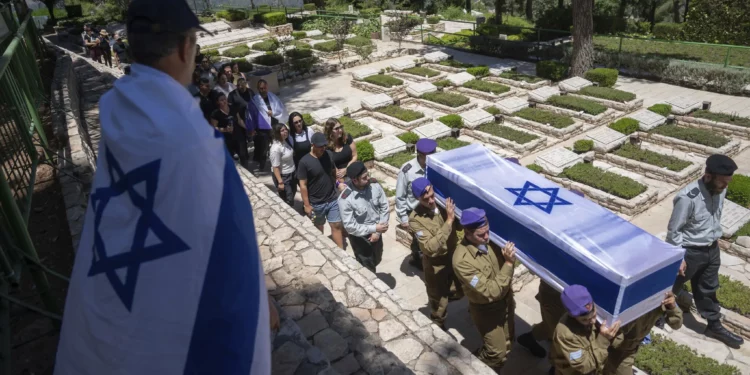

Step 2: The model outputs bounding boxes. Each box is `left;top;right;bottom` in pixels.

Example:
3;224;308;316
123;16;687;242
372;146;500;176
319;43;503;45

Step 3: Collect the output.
54;64;270;374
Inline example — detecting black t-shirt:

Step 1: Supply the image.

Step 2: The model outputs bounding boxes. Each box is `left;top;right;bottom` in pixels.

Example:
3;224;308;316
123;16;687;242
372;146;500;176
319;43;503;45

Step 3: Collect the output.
228;88;254;119
329;134;354;169
195;53;205;65
112;42;129;62
195;92;214;122
297;152;337;205
210;108;236;130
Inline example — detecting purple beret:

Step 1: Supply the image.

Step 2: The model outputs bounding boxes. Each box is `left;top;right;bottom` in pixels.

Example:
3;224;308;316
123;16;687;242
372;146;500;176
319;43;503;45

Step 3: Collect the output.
505;157;520;165
416;138;437;154
411;177;431;198
561;284;593;317
460;207;487;229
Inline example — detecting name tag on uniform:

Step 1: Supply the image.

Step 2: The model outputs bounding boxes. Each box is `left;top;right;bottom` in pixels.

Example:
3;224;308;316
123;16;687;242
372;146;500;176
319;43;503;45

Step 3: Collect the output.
470;275;479;287
569;350;583;361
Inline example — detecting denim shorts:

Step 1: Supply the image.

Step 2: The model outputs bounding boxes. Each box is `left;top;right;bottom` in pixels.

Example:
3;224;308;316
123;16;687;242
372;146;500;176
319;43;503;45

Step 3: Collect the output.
312;199;341;226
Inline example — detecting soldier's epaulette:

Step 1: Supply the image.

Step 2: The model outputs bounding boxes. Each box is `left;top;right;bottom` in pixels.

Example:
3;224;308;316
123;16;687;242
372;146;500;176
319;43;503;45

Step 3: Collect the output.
402;163;412;173
687;187;700;199
341;188;351;199
369;178;378;184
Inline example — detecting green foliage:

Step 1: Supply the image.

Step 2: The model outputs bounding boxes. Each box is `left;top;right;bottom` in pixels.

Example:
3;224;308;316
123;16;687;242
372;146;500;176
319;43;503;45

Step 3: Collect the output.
498;72;544;83
439;6;474;21
466;66;490;77
359;8;382;17
223;45;251;58
381;183;396;197
561;163;647;200
692;110;750;128
339;117;371;139
614;144;692;172
584;68;618;88
578;86;636;103
593;36;750;69
684;274;750;317
547;95;608;115
344;36;373;47
515;108;575;129
433;80;452;88
302;18;333;34
438;114;463;128
478;123;539;144
653;23;684;41
477;15;536;41
421;92;470;108
199;16;215;24
402;67;440;78
439;59;474;68
484;106;501;115
437;137;470;150
286;48;314;59
352;19;381;39
684;0;750;46
302;113;314;125
536;5;573;33
635;333;741;375
231;59;253;72
356;140;375;162
362;74;403;88
292;31;307;39
727;175;750;208
527;164;543;173
217;9;248;22
313;40;342;52
204;49;220;58
536;60;567;81
303;3;316;11
650;125;730;148
648;104;672;117
397;132;420;144
427;16;441;25
253;53;284;66
573;140;594;153
376;106;425;122
608;118;639;135
291;40;312;49
262;12;288;27
462;80;511;95
383;151;416;168
252;39;280;51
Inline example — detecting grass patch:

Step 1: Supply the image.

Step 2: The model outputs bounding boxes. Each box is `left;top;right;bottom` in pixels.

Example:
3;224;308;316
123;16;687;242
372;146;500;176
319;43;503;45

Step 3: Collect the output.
684;275;750;317
649;125;730;148
727;174;750;208
478;123;539;144
402;66;441;78
252;39;279;51
527;164;543;173
438;59;474;68
223;45;251;58
732;221;750;241
648;104;672;117
313;40;342;52
437;137;470;150
609;118;640;135
577;86;636;103
383;151;416;168
362;74;403;88
421;92;471;108
573;139;594;153
498;72;545;83
484;106;501;115
291;40;312;49
339;117;371;139
692;110;750;128
433;80;452;88
547;95;608;115
466;66;490;77
635;333;740;375
397;132;420;144
515;108;575;129
376;105;425;122
302;113;314;125
462;80;511;95
356;140;374;162
286;48;313;59
344;36;372;46
438;114;463;128
561;163;647;200
613;144;692;172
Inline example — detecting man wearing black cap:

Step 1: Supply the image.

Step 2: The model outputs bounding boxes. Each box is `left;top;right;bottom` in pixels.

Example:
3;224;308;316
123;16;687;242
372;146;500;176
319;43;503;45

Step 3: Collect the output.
667;154;743;348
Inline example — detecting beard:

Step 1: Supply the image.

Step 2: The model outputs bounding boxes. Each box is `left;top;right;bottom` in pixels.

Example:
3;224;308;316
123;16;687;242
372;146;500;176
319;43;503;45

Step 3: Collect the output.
705;178;723;195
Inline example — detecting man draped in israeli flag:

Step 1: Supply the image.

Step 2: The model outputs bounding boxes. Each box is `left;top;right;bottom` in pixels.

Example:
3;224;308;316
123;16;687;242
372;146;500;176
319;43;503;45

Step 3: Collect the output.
54;1;273;374
246;79;287;170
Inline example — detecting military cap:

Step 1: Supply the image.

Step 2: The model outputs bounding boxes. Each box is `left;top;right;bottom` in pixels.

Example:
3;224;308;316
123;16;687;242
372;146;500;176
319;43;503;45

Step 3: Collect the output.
416;138;437;154
561;284;593;317
346;161;367;180
460;207;487;229
411;177;431;198
505;157;520;165
706;154;737;176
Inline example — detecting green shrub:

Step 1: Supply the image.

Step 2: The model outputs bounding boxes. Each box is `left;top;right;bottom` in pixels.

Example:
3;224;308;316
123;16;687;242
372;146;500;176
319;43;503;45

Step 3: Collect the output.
402;66;440;78
344;36;372;47
684;274;750;317
727;174;750;208
653;22;684;41
577;86;636;103
484;106;501;115
286;48;313;59
313;40;342;52
252;39;280;51
356;140;375;162
292;31;307;39
291;40;311;49
204;49;219;58
383;150;415;168
231;59;253;72
362;74;403;88
498;72;544;83
561;163;647;200
608;118;640;135
515;108;575;129
536;60;567;81
303;3;316;11
427;16;441;24
573;139;594;153
433;80;452;88
650;125;730;148
437;137;470;150
253;53;284;66
438;114;463;128
223;45;251;58
216;9;248;22
462;80;511;95
421;92;470;108
466;66;490;77
440;6;474;21
683;0;748;46
302;113;314;125
339;117;371;139
635;333;740;375
376;106;425;122
547;95;607;115
359;8;382;17
692;110;750;128
478;123;539;144
262;12;287;26
397;132;420;144
584;68;619;88
439;60;474;68
614;144;692;172
527;164;543;173
648;104;672;117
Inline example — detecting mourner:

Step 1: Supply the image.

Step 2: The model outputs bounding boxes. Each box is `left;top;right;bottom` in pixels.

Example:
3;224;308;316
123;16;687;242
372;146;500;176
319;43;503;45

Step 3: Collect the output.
666;154;743;348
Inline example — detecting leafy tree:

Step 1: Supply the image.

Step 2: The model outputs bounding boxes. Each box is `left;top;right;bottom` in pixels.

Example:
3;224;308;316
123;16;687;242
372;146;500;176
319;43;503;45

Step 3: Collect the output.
330;18;353;64
570;0;594;76
683;0;750;45
386;14;418;52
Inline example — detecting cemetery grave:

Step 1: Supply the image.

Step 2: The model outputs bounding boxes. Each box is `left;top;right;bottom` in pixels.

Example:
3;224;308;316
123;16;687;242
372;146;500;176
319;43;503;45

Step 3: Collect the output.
416;91;476;113
456;79;516;101
390;66;448;82
642;124;741;157
568;86;644;112
371;105;431;130
558;76;593;93
676;109;750;140
505;107;584;140
464;119;547;156
536;94;619;125
351;73;407;95
487;72;550;90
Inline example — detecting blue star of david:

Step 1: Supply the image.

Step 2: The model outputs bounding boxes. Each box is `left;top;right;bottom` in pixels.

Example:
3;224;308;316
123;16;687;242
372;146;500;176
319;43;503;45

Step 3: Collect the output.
88;148;190;311
506;181;572;214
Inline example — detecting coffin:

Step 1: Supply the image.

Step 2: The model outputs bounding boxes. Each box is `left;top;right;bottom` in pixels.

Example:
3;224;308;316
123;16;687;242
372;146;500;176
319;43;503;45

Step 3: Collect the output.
426;144;684;325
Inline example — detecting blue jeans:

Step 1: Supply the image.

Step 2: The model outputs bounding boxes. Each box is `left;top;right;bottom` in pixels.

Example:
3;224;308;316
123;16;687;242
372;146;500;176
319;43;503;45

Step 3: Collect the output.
311;199;341;226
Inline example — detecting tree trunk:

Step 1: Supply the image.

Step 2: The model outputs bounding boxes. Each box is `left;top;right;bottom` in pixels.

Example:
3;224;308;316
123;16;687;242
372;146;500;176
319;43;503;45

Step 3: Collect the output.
683;0;689;21
495;0;504;24
44;0;57;25
558;0;564;9
525;0;532;20
617;0;627;19
570;0;594;77
649;0;657;31
672;0;680;22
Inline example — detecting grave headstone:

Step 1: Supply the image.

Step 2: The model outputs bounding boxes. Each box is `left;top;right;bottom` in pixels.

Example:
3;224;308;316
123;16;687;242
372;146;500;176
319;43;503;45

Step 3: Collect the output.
722;200;750;238
559;77;593;92
305;30;323;37
630;109;666;131
446;72;475;86
529;86;561;103
353;67;381;80
497;97;529;115
424;51;451;63
390;59;416;72
413;122;452;139
276;35;294;42
348;4;354;12
406;81;437;97
535;148;583;175
460;108;494;129
311;106;344;124
361;93;394;110
664;96;701;115
373;135;407;160
488;63;514;76
586;127;628;152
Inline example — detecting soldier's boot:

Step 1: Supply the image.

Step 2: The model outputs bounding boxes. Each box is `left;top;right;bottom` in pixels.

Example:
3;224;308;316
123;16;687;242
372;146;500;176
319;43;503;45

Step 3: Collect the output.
705;320;744;349
516;332;546;358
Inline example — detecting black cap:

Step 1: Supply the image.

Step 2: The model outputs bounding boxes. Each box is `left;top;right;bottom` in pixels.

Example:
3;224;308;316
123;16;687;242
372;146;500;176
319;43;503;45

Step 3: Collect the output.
127;0;211;36
311;132;327;147
706;154;737;176
346;162;367;180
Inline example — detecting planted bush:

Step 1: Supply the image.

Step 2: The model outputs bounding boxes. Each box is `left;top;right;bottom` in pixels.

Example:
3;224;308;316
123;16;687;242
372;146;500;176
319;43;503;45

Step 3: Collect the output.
313;40;342;52
515;108;575;129
614;144;692;172
466;66;490;77
437;137;470;150
692;110;750;128
484;106;501;115
262;12;288;26
356;140;375;162
462;80;511;95
291;40;312;49
527;164;543;173
286;48;313;59
635;333;740;375
478;123;539;144
547;95;607;115
498;72;544;83
433;80;452;88
439;59;474;68
231;59;253;72
303;3;316;11
584;68;618;87
383;150;415;168
397;132;420;144
223;45;251;58
377;105;425;122
648;104;672;117
536;60;567;81
578;86;636;103
653;22;684;41
339;117;372;138
573;139;594;153
402;66;440;78
421;92;471;108
608;118;639;135
362;74;403;88
561;163;647;200
253;53;284;66
204;49;220;59
344;36;372;47
292;31;307;39
438;114;463;128
216;9;248;22
650;125;730;148
727;174;750;208
252;39;279;51
427;16;441;25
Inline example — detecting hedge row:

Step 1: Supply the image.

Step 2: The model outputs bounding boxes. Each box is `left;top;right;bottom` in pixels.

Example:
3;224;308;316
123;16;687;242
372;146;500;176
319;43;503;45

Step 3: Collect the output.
377;105;425;122
462;80;510;95
578;86;636;103
438;114;462;128
614;144;692;172
427;16;441;24
547;95;608;115
362;74;403;88
692;110;750;128
223;45;251;58
397;132;420;144
648;104;672;117
253;53;284;66
292;31;307;39
727;174;750;208
356;140;375;162
262;12;287;27
561;163;647;200
339;116;371;139
527;164;543;173
291;40;311;49
286;48;313;59
608;118;639;135
437;137;470;150
252;39;279;51
402;66;440;78
635;333;740;375
313;40;342;52
649;125;730;148
536;60;567;81
383;150;416;168
421;92;471;108
515;108;574;129
498;72;545;83
478;123;539;144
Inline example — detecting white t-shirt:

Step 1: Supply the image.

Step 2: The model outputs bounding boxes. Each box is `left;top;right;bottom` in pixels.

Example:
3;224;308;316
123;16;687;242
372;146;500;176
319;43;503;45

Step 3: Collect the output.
212;82;236;98
270;141;295;175
290;128;314;145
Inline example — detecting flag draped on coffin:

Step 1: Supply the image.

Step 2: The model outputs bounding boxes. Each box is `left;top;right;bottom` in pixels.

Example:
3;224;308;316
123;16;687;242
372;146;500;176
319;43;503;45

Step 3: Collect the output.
54;65;270;375
426;144;684;325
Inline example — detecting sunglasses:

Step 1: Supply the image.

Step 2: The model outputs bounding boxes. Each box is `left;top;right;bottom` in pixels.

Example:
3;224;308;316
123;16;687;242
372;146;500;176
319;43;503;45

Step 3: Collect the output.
293;119;303;124
333;127;343;131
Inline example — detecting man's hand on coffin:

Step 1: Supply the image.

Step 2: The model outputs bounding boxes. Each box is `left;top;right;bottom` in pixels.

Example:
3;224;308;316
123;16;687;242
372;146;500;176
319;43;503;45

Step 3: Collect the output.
376;223;389;233
662;291;677;310
599;320;621;341
445;198;455;224
678;260;687;276
501;242;516;265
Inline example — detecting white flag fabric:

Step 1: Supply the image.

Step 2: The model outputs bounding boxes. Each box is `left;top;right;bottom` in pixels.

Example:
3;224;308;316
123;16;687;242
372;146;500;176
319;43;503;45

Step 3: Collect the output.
54;64;270;375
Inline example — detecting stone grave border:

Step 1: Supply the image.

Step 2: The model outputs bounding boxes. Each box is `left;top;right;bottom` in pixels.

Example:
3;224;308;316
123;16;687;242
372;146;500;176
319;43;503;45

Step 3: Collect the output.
373;160;402;179
567;93;644;113
368;109;432;131
677;289;750;342
676;115;750;140
485;76;550;91
454;85;517;102
404;96;477;115
599;152;703;187
534;103;618;125
390;70;449;83
422;63;464;74
463;125;547;156
351;79;408;96
636;130;742;158
504;115;584;140
312;48;355;60
721;239;750;265
310;118;383;143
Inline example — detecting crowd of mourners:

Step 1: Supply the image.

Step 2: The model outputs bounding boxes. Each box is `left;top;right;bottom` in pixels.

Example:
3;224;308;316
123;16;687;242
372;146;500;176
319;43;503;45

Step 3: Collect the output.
81;24;130;72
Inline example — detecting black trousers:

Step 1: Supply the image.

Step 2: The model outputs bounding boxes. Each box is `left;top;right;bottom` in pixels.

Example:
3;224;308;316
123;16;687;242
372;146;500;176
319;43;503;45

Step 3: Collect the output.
272;172;297;207
222;132;237;158
672;241;721;322
101;51;113;68
349;234;383;273
234;125;249;167
253;129;271;167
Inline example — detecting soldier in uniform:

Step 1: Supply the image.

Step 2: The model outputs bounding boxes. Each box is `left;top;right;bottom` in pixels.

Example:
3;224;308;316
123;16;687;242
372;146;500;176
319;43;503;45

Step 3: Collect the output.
452;208;516;372
667;154;743;348
408;177;463;329
603;291;683;375
550;285;620;375
396;139;438;270
338;161;390;272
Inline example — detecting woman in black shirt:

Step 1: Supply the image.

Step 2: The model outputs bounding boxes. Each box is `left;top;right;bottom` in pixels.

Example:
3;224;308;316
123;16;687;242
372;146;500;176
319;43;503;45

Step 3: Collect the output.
287;112;314;168
210;92;244;160
324;118;357;185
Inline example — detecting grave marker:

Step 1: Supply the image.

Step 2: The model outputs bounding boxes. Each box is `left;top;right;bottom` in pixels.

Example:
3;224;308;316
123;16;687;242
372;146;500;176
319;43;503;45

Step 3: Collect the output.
460;108;494;129
488;63;514;76
406;81;437;97
529;86;561;103
373;135;407;160
586;127;627;152
391;59;416;71
424;51;450;63
630;109;666;131
664;96;701;115
361;93;394;110
311;106;344;124
535;148;583;175
497;97;529;115
413;122;452;139
559;77;593;92
722;200;750;238
352;67;380;80
446;72;475;86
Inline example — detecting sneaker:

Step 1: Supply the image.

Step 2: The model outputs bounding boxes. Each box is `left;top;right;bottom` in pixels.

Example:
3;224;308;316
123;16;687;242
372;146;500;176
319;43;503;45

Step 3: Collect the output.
705;321;744;349
517;332;547;358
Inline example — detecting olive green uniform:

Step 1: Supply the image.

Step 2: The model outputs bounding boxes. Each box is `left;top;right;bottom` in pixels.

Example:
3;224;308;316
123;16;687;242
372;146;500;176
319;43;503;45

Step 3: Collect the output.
603;305;683;375
551;314;611;375
531;280;565;342
453;240;515;370
409;205;463;327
